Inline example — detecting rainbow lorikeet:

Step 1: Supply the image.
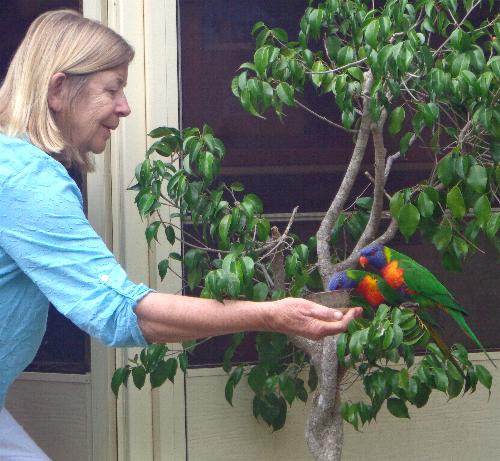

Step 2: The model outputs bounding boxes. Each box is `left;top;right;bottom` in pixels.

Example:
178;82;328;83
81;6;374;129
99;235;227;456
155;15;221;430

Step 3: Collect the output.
359;244;495;366
328;269;466;373
328;269;404;308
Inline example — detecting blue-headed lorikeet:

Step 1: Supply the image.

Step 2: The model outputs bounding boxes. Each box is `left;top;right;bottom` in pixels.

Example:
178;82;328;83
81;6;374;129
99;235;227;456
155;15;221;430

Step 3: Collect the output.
329;269;471;375
328;269;404;308
359;244;495;366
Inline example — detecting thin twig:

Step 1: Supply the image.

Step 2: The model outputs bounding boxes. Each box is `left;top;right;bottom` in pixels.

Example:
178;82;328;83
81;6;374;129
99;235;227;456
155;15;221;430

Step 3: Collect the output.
294;99;359;134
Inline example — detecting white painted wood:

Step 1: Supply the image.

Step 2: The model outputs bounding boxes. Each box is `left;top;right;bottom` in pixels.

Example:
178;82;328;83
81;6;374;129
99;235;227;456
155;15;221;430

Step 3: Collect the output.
82;2;120;460
143;2;186;461
6;375;92;461
106;1;155;460
185;354;500;461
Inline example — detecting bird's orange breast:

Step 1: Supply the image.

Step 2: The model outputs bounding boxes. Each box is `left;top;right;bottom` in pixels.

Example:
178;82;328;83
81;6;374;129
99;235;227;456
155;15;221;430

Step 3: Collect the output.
357;276;384;307
380;260;405;289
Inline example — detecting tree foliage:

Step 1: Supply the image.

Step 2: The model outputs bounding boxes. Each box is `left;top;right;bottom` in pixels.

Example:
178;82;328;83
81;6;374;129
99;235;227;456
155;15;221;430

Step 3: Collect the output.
113;0;498;456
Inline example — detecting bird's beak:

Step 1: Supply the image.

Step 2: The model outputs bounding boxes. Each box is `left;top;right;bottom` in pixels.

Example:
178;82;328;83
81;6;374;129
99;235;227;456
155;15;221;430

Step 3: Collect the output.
359;256;368;268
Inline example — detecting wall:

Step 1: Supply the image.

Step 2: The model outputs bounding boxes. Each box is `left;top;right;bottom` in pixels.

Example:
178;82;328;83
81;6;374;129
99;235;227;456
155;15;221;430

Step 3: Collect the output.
185;353;500;461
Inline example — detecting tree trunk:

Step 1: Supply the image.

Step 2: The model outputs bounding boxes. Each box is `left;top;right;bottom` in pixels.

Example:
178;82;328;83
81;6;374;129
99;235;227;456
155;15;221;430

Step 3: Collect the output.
303;290;351;461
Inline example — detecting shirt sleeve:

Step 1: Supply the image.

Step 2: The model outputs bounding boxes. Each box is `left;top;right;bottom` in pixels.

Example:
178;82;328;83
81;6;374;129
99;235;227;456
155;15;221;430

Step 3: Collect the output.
0;154;152;348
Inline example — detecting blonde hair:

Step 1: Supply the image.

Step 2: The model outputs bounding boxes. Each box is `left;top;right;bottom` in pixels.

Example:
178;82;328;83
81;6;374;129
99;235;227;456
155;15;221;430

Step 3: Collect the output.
0;9;134;171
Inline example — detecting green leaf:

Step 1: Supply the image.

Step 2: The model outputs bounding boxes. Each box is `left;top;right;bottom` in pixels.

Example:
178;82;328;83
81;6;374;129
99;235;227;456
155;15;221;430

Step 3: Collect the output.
150;360;173;388
158;259;169;281
199;151;216;181
254;46;270;78
450;28;470;51
111;367;130;396
311;60;328;88
170;252;182;261
399;132;413;156
446;186;466;219
342;110;355;129
365;19;380;49
432;220;452;251
485;213;500;239
476;365;492;390
389;191;405;220
132;366;146;390
417;191;435;218
308;8;324;39
419;102;439;126
473;195;491;227
225;377;235;406
433;368;449;392
272;27;288;42
347;67;364;81
218;214;232;243
487;56;500;79
243;194;264;214
437;154;454;186
138;193;156;217
466;165;488;193
451;53;471;77
256;218;271;241
276;82;295;106
388;106;405;135
178;351;188;372
336;333;348;363
337;46;355;67
252;21;266;36
165;225;176;245
279;375;296;405
145;221;161;246
398;203;420;240
490;141;500;164
387;398;410;418
253;282;269;301
148;126;179;138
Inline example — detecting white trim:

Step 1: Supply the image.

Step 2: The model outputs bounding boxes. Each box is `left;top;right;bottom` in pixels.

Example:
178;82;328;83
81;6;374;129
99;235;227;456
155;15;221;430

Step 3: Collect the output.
106;1;155;460
83;2;119;460
143;2;186;460
16;372;91;384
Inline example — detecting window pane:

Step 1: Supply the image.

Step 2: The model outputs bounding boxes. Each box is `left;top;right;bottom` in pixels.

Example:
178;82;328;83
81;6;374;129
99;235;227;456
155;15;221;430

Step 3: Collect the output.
180;1;499;367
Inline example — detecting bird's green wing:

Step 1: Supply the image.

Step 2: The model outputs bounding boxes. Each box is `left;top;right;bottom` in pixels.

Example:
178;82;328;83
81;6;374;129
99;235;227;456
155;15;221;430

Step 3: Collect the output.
345;270;365;282
386;247;467;315
376;276;405;305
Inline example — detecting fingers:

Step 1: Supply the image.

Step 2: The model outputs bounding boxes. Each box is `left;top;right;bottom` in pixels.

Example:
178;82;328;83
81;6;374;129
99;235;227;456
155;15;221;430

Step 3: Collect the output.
309;301;362;323
316;306;363;337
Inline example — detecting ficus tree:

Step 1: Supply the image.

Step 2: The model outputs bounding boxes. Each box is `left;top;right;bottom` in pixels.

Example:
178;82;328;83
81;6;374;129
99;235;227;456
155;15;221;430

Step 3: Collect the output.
112;1;499;460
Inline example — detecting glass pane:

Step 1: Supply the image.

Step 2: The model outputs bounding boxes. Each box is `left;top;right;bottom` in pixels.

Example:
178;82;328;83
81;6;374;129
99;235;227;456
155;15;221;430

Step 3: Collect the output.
179;1;499;367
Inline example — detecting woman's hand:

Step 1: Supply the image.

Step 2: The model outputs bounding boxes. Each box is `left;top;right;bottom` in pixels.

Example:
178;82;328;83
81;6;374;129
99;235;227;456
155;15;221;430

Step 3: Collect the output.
267;298;363;340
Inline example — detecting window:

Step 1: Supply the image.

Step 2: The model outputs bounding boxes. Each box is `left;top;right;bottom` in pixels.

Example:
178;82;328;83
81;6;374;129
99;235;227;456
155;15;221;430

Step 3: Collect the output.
1;0;89;373
179;1;499;367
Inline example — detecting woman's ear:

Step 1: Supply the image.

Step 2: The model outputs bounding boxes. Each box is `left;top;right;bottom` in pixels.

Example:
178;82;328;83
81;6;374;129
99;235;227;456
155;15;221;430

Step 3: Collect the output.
47;72;67;112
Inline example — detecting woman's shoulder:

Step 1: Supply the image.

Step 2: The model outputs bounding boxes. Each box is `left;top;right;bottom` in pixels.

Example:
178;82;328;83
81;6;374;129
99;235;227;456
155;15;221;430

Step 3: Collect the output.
0;132;70;184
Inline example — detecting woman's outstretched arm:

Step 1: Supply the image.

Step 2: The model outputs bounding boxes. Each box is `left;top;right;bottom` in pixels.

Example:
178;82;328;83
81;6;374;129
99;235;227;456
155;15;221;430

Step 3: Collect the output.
135;293;362;343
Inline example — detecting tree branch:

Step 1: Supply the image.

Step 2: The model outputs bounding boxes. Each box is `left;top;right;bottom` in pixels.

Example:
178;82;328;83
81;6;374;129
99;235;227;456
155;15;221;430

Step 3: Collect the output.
316;71;374;285
294;99;359;134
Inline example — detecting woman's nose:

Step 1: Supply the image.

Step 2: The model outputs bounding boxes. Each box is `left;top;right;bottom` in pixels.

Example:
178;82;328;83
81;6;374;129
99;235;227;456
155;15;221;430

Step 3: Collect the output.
116;94;131;117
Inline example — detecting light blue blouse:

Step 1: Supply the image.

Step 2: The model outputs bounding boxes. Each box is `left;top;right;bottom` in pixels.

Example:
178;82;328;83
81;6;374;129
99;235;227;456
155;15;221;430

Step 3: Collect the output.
0;133;151;408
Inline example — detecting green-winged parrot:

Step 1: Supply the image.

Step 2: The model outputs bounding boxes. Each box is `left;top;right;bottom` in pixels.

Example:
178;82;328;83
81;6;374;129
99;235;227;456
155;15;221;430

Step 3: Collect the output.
359;244;495;366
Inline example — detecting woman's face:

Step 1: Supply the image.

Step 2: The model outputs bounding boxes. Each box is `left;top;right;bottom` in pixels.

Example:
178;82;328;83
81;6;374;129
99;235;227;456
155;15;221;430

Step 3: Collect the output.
58;64;131;154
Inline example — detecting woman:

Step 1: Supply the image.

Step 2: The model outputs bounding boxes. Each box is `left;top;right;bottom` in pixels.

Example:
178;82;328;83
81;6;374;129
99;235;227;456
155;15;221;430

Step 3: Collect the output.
0;10;361;459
